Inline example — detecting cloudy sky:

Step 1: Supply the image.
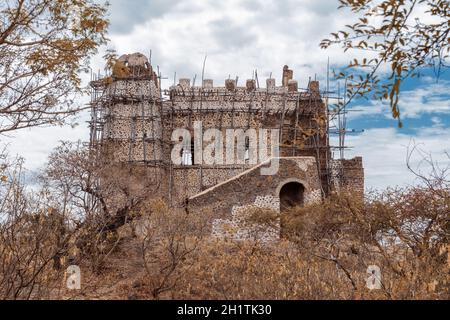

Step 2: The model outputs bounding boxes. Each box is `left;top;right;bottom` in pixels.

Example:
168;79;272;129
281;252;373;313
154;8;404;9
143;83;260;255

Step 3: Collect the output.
4;0;450;190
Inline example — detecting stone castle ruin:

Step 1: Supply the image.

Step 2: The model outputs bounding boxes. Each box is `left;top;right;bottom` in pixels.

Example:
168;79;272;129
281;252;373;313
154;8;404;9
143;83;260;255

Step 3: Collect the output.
89;52;364;240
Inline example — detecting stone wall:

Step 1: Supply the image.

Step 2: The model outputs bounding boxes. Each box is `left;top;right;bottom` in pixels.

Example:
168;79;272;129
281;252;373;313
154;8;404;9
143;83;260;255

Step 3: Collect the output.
330;157;364;194
187;157;322;241
159;76;329;204
102;76;163;164
92;53;365;242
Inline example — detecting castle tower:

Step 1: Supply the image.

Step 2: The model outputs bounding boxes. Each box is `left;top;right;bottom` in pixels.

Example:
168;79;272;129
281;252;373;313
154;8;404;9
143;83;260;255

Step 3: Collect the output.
102;53;163;165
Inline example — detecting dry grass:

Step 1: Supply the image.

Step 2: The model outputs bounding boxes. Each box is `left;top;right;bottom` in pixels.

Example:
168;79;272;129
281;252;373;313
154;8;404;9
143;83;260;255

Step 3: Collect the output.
64;187;448;300
1;143;448;300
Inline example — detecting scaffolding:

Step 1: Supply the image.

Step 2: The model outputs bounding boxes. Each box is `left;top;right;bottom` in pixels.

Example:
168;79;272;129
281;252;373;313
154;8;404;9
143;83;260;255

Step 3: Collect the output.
88;54;357;204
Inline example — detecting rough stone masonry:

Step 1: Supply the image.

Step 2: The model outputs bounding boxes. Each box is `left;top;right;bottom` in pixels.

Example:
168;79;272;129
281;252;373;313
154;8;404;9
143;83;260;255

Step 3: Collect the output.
89;52;364;240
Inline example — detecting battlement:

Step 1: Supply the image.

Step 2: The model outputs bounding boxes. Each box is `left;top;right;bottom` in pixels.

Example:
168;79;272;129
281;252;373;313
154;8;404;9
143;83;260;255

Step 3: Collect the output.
90;52;323;109
168;65;321;100
166;74;323;113
169;78;320;95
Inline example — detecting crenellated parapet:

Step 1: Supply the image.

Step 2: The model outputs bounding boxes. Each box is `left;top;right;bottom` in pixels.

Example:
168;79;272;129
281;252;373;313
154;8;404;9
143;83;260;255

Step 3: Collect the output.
88;52;364;211
165;73;323;114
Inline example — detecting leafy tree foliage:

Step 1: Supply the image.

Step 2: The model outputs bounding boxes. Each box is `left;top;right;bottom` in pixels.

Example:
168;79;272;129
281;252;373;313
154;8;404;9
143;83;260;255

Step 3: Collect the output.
0;0;108;134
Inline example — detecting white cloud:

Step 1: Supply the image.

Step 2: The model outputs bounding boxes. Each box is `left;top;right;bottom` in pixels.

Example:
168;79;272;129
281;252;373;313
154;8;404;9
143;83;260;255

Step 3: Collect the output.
1;112;90;170
105;0;360;89
341;127;450;190
107;0;181;34
347;79;450;120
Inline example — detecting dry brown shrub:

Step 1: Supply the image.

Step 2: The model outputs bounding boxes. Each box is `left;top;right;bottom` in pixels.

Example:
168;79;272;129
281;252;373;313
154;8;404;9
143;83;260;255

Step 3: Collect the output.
117;186;448;300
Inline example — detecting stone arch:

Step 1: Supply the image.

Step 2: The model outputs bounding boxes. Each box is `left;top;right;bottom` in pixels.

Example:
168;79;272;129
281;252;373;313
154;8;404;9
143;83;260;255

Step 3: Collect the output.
276;178;307;212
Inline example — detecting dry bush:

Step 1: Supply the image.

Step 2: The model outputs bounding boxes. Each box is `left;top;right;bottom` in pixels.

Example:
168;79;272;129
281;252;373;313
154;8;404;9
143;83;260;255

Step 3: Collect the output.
118;185;448;300
1;141;447;300
283;187;449;299
42;141;159;274
125;200;209;300
0;157;73;299
2;181;448;299
172;240;368;300
0;142;161;300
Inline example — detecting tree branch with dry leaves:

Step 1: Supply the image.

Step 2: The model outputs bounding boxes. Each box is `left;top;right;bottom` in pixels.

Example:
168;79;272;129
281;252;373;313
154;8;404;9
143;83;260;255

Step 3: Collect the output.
321;0;449;126
0;0;109;135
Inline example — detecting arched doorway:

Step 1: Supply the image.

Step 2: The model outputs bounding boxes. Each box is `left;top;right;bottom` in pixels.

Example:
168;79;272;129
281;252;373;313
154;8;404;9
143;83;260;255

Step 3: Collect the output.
279;181;305;212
